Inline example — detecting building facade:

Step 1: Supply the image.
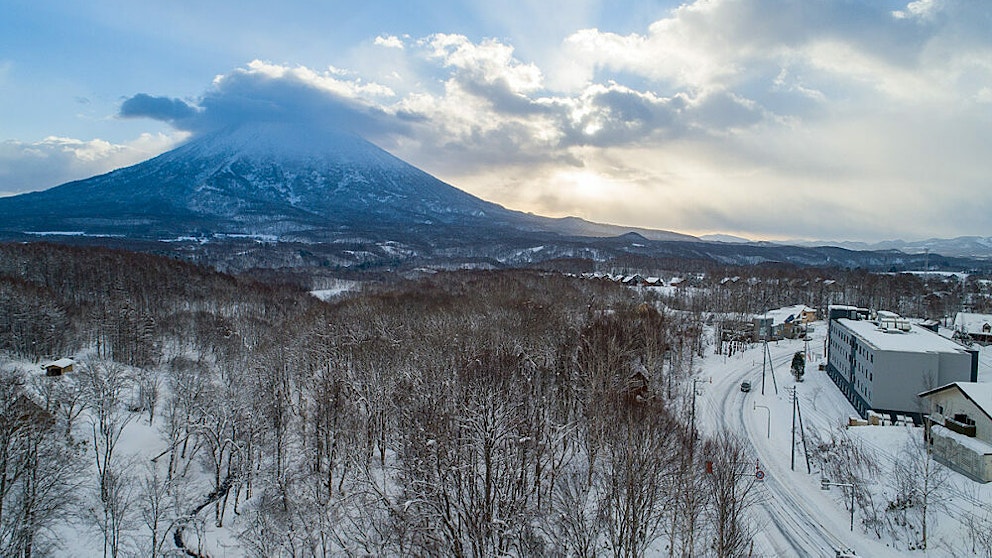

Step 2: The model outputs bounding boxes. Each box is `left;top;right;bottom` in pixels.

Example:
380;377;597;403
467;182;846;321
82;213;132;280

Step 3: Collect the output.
826;306;978;420
919;382;992;483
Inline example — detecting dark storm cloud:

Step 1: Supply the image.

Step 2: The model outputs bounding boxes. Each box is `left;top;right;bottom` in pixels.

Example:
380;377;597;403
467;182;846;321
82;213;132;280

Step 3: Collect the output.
119;93;198;124
118;63;407;137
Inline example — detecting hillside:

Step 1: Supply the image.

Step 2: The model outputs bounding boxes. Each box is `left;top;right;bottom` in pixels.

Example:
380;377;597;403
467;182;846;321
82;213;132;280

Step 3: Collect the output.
4;121;981;274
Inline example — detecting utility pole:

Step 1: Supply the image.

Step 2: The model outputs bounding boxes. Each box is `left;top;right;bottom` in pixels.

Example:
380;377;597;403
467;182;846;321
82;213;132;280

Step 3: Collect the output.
690;377;703;443
762;340;779;395
760;309;768;395
761;341;767;395
790;386;797;471
796;391;811;474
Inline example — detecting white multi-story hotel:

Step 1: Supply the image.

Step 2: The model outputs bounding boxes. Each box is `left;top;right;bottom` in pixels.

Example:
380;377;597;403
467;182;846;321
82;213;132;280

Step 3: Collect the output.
826;306;978;420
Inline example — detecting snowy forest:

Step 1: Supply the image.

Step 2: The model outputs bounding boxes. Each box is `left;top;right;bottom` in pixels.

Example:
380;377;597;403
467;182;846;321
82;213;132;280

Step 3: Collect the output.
0;242;988;557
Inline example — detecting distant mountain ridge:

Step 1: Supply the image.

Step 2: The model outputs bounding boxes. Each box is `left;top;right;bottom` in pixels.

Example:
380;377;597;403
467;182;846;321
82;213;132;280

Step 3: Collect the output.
783;236;992;260
0;121;694;243
1;121;989;272
699;233;992;261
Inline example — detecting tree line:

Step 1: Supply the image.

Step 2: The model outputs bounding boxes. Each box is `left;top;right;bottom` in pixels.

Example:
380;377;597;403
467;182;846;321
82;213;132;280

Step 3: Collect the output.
1;242;986;556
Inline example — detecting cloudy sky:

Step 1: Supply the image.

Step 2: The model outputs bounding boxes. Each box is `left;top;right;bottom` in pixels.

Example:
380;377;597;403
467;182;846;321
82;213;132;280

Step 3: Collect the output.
2;0;990;243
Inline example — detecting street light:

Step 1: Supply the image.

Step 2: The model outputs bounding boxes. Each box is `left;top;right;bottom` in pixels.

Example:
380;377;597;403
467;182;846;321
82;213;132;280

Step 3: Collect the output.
753;402;770;438
821;478;855;532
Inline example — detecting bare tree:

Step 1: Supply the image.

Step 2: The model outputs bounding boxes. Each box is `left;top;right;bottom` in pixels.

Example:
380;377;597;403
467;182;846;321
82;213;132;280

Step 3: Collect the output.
1;367;86;558
539;464;603;557
964;508;992;557
891;435;949;550
809;427;880;536
34;373;86;438
80;361;138;558
666;440;708;558
139;462;171;558
598;398;680;558
702;430;760;558
89;461;136;558
134;368;161;426
160;357;209;482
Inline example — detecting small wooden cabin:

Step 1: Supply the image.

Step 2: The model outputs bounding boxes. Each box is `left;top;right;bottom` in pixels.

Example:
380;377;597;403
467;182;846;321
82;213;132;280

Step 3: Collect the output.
44;358;75;377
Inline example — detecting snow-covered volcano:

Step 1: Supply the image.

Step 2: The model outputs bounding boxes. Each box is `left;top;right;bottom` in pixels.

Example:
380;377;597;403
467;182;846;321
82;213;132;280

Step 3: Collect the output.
4;122;988;272
0;122;538;238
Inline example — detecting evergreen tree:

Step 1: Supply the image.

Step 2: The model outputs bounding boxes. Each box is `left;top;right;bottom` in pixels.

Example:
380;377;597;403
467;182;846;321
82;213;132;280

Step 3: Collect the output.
791;351;805;382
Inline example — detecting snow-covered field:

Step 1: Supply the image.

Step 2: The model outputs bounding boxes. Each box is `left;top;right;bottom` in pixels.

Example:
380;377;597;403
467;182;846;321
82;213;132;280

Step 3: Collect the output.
696;323;992;557
310;279;362;301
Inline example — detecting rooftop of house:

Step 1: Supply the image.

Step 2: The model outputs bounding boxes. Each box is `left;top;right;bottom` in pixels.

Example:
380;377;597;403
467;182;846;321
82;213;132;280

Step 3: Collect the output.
838;318;971;354
759;304;815;326
44;358;75;368
920;382;992;417
954;312;992;334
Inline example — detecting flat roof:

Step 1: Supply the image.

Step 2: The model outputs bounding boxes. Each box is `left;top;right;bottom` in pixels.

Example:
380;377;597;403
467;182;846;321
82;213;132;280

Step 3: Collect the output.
836;318;969;354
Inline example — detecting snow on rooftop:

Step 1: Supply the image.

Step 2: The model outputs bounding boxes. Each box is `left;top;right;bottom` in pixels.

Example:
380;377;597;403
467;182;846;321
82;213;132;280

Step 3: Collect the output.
954;312;992;333
956;382;992;414
828;304;866;312
931;424;992;455
921;382;992;416
759;304;814;326
45;357;75;368
838;318;971;354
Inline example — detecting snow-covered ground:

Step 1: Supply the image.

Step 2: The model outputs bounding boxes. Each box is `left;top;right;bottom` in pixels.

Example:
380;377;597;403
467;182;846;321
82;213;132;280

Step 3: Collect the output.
310;279;363;301
696;323;992;557
11;317;992;557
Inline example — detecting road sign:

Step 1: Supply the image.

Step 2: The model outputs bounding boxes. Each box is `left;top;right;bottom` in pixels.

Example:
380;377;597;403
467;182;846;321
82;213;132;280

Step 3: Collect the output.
755;469;765;481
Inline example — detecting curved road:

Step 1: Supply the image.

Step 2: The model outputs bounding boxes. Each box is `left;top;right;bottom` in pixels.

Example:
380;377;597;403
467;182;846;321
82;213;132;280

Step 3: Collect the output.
700;342;857;557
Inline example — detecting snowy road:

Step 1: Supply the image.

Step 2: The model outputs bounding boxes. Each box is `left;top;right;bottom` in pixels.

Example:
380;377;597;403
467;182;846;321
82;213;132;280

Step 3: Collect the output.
698;340;858;557
695;328;992;558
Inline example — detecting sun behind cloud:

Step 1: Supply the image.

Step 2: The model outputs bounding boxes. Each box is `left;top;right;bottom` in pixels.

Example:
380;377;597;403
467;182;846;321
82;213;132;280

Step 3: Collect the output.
2;0;991;242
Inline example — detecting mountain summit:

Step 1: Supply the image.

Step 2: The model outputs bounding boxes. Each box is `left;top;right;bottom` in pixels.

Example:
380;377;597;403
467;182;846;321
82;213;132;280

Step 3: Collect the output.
0;121;694;245
1;121;987;272
0;122;525;238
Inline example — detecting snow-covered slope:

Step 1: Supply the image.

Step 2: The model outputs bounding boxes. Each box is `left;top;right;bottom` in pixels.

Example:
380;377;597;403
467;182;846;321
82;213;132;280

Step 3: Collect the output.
0;122;518;237
2;121;989;272
782;236;992;260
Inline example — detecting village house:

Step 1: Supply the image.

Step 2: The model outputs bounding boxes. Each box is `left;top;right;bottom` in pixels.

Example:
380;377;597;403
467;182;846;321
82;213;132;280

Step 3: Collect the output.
752;304;817;341
953;312;992;345
918;382;992;483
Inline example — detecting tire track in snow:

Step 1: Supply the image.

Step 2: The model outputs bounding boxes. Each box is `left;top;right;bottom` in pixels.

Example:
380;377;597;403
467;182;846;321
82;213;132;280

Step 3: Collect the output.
705;344;849;556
